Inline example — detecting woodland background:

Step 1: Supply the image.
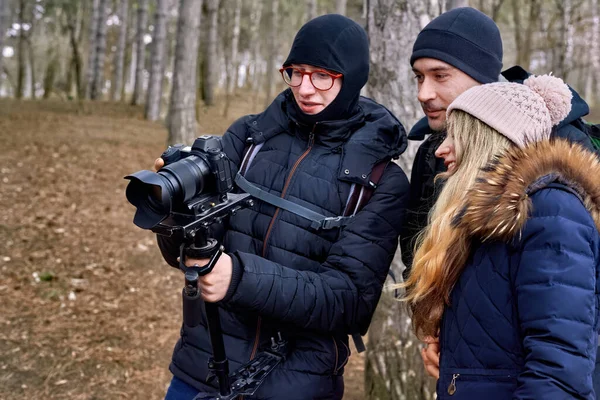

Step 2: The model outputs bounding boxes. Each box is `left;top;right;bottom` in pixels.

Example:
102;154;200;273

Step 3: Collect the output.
0;0;598;399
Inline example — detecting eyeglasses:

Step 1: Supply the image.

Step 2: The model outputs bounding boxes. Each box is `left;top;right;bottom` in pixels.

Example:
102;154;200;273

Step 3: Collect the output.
279;67;342;91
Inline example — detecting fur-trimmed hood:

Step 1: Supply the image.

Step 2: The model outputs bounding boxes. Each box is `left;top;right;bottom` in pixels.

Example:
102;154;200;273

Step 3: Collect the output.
454;140;600;241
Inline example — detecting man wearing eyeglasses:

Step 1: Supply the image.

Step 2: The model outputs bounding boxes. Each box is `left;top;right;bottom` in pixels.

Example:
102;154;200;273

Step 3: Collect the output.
156;13;410;400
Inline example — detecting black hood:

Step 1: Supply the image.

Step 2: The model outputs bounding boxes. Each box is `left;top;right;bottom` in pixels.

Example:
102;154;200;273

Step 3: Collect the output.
283;14;369;126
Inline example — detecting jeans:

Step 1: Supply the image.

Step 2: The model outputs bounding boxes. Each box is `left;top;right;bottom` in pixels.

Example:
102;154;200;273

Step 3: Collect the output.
164;376;199;400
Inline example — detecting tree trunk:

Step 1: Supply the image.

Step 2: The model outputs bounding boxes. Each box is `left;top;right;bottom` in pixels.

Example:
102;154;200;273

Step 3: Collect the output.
223;0;242;118
335;0;347;15
562;0;574;81
203;0;219;107
365;0;440;398
476;0;504;21
306;0;317;20
111;0;129;101
124;0;137;100
512;0;538;70
65;4;83;99
264;0;279;108
27;36;35;99
131;0;148;105
16;0;27;99
0;0;9;91
43;57;58;99
85;0;100;99
249;0;264;92
588;0;600;106
145;0;169;120
168;0;203;145
446;0;467;9
90;0;108;100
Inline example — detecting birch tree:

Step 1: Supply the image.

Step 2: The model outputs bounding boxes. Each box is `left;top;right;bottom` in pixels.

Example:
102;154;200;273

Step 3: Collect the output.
585;0;600;105
306;0;317;20
85;0;99;99
335;0;347;15
264;0;279;108
131;0;148;105
475;0;505;21
203;0;219;107
561;0;574;81
446;0;468;8
167;0;202;144
90;0;108;100
249;0;264;92
0;0;9;89
64;1;84;99
365;0;441;398
145;0;169;120
511;0;539;70
16;0;28;98
223;0;242;117
111;0;128;101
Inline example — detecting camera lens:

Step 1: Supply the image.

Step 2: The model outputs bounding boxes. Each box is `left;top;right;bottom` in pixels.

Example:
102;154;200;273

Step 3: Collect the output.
124;154;213;229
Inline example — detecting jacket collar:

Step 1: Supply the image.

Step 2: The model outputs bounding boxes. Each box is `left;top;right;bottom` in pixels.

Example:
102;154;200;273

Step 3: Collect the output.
246;90;408;186
408;117;433;140
453;140;600;241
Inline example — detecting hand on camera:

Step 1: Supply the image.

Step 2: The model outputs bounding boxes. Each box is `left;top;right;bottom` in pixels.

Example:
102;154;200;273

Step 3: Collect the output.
154;157;164;171
421;336;440;379
184;254;233;303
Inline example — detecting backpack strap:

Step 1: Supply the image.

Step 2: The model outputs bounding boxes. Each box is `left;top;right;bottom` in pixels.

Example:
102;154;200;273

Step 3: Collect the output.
240;142;264;177
589;124;600;153
345;160;390;353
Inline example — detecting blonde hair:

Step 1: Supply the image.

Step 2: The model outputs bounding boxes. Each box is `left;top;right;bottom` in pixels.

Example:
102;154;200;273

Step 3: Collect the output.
403;110;513;339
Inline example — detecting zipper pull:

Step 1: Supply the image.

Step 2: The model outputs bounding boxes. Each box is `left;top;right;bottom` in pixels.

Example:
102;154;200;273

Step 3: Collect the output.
308;123;318;146
447;373;460;395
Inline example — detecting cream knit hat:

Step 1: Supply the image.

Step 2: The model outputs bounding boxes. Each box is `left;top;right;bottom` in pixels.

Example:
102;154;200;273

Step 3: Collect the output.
447;74;573;147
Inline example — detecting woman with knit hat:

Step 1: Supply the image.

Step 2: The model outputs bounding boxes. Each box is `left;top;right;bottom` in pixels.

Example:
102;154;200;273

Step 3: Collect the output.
403;74;600;399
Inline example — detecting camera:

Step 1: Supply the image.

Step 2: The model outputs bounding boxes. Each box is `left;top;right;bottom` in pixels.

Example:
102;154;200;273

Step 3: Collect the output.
124;135;249;234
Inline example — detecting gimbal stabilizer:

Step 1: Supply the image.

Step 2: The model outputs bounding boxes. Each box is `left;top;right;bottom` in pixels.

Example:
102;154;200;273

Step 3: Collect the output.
153;192;288;400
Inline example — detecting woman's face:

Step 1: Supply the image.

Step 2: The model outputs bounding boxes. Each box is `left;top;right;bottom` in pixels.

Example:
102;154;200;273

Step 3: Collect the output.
290;64;343;115
435;133;457;173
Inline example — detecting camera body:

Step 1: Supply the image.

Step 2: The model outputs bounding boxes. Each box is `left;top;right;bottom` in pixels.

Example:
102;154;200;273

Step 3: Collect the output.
161;135;233;200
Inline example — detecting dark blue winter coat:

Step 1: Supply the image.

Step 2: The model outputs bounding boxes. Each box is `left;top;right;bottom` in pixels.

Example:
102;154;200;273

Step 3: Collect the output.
158;90;410;399
437;140;600;399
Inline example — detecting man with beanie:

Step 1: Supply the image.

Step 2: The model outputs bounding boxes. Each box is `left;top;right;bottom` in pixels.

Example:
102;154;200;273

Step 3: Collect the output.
400;6;596;276
155;14;410;399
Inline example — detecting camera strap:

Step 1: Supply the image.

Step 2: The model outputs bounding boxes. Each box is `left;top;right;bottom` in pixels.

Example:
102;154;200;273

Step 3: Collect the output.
234;173;352;230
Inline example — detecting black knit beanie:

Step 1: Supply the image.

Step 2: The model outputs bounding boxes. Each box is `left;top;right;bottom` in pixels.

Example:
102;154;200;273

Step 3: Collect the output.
410;7;503;84
283;14;369;125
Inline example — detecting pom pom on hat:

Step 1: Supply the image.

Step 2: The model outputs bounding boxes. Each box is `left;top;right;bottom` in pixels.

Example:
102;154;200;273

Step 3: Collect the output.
524;74;572;126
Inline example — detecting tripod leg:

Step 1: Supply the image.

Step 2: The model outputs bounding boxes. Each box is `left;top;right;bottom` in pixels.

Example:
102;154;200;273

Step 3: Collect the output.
205;302;231;396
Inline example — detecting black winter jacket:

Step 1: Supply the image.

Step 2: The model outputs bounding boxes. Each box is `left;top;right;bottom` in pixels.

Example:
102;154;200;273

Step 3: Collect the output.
158;90;410;399
400;66;597;276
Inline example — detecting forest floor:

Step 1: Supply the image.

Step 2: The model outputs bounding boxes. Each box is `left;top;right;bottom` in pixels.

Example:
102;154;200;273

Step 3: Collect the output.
0;96;366;400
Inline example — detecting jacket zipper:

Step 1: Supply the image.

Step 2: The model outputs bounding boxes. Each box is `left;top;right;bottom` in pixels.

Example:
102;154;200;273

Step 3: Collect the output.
261;130;316;257
448;373;460;395
247;129;316;367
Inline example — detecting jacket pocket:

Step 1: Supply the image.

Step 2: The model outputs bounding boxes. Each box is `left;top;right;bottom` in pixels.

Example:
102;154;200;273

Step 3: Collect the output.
437;368;518;399
332;336;350;375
